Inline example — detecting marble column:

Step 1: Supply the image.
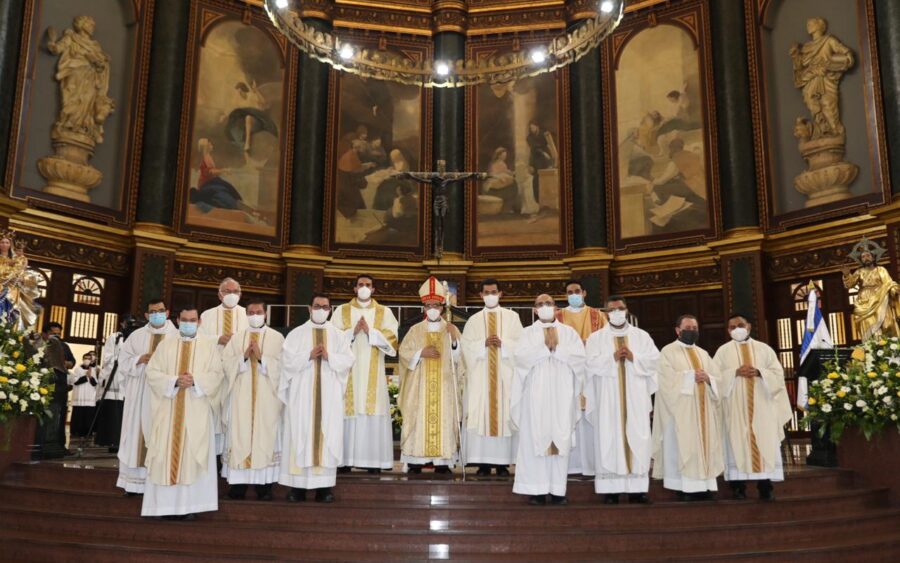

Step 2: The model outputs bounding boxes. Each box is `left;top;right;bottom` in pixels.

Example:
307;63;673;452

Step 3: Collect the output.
0;0;25;185
874;0;900;197
432;31;466;257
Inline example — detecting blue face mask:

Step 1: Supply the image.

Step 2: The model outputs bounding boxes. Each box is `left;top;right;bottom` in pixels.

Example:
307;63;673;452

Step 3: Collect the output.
148;312;167;327
567;294;584;308
179;322;198;338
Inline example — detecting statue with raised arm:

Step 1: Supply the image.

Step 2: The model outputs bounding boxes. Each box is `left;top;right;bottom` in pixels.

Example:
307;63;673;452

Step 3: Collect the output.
841;237;900;340
392;159;488;259
0;231;41;331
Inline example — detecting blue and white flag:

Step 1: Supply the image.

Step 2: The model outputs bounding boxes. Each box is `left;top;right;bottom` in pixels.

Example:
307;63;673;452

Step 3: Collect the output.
797;284;833;409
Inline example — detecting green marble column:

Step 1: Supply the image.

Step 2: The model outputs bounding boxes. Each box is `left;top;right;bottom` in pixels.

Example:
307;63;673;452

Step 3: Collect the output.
289;18;332;246
135;1;192;225
432;32;466;256
0;0;25;184
569;47;607;249
874;0;900;196
710;0;760;230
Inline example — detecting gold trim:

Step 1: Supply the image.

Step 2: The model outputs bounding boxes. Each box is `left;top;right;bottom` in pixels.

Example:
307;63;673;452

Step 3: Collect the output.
312;327;326;467
424;330;444;458
365;304;385;415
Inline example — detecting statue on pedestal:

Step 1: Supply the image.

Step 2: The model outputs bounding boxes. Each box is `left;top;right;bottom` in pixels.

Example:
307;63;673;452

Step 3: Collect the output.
841;237;900;341
37;15;115;203
0;231;41;331
790;17;858;208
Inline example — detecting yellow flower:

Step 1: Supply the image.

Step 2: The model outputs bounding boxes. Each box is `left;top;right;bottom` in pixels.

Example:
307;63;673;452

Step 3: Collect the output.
0;376;7;384
39;387;48;395
852;348;866;361
837;390;847;398
880;339;888;346
867;371;878;378
827;372;839;380
14;364;26;373
11;351;19;359
808;398;817;406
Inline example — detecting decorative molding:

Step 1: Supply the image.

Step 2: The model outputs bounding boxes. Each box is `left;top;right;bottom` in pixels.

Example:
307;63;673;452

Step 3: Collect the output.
612;264;721;293
764;240;887;281
173;260;284;292
20;233;131;277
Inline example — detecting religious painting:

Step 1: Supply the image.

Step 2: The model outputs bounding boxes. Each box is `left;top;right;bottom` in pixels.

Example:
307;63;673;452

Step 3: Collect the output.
603;0;720;252
467;37;571;259
747;0;889;229
174;0;297;248
323;36;431;260
4;0;155;226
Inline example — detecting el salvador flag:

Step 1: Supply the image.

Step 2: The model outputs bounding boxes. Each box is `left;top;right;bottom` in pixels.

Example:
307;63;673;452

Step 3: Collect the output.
797;284;833;409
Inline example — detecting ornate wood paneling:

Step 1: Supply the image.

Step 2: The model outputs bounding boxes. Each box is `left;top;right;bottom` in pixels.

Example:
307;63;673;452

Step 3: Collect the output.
611;264;721;293
19;233;130;277
172;260;283;293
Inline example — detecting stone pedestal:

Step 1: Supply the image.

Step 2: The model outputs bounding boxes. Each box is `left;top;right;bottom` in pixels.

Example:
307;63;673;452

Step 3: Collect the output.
794;134;859;208
37;138;103;203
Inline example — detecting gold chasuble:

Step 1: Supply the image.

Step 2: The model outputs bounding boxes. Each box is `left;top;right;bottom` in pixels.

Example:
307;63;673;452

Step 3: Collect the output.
655;341;724;483
713;338;792;476
558;307;608;342
145;335;224;487
398;320;463;461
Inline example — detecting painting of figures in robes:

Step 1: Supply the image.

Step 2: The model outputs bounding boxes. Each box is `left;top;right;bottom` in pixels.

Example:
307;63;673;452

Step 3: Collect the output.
468;66;570;258
605;4;719;250
177;3;296;246
325;66;429;258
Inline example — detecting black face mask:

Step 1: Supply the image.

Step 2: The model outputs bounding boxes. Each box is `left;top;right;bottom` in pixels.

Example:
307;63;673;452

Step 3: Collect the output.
678;330;699;345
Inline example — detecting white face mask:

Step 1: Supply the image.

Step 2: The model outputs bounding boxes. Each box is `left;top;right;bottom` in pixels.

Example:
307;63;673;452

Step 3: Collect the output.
536;305;556;322
356;286;372;301
609;310;628;326
222;293;240;308
248;314;266;329
311;309;329;324
730;327;750;342
482;294;499;308
425;308;442;322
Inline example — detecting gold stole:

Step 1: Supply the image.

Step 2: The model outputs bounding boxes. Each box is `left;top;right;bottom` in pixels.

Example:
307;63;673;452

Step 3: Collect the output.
543;326;560;455
487;311;500;437
243;330;263;469
684;347;709;474
312;328;326;467
222;308;233;336
343;302;395;416
169;339;194;486
424;330;445;457
614;335;632;473
738;342;763;473
136;332;167;467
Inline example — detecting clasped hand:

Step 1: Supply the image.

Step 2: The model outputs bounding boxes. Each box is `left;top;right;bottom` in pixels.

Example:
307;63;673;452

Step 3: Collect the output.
614;347;633;362
485;335;502;348
244;340;261;361
421;345;441;359
309;345;329;361
736;365;758;379
354;316;369;336
176;373;194;388
694;369;711;384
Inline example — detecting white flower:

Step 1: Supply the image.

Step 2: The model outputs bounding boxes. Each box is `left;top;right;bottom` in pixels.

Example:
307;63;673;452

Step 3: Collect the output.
891;343;898;351
821;379;833;387
29;392;39;401
877;350;885;357
878;386;889;396
841;386;851;393
2;366;13;375
39;368;48;375
821;404;833;413
20;402;26;412
892;414;898;421
9;393;18;402
856;399;867;408
7;338;15;345
8;378;17;386
0;391;6;400
884;396;893;405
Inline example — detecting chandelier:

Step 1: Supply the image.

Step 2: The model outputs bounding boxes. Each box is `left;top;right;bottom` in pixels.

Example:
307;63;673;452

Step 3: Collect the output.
263;0;625;88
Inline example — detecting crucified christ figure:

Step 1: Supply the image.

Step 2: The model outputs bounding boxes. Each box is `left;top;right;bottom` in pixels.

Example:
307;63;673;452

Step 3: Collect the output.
392;159;488;259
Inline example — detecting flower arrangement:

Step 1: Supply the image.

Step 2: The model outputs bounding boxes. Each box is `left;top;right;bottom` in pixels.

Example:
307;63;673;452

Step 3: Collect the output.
804;337;900;442
388;382;402;437
0;316;55;424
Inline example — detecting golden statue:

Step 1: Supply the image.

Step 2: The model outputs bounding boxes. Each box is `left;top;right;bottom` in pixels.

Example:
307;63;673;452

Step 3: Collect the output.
37;15;115;203
790;17;858;208
841;238;900;340
0;232;41;331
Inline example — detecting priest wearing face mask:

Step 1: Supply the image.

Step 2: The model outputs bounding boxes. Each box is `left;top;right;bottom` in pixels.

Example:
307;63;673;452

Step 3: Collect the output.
557;279;607;477
221;300;285;501
653;315;723;501
279;293;354;503
397;277;463;475
141;306;225;519
117;298;178;496
713;314;792;501
460;279;524;477
200;278;249;456
331;274;399;474
512;294;585;506
585;296;659;504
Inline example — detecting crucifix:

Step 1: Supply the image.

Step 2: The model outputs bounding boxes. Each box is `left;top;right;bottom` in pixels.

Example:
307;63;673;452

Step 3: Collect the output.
392;159;488;259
